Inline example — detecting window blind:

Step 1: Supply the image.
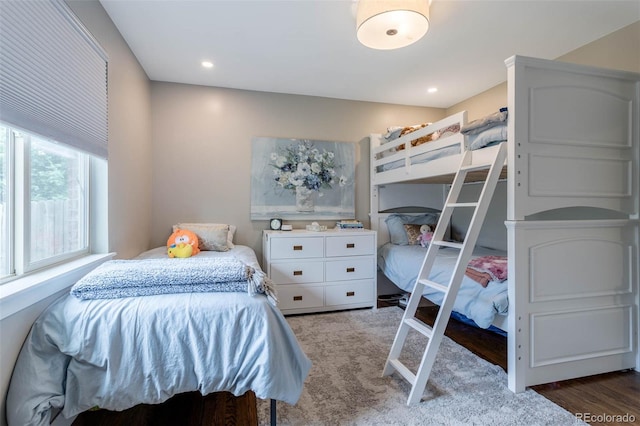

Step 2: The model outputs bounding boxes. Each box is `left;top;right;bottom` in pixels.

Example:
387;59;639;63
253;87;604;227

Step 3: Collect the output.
0;0;108;158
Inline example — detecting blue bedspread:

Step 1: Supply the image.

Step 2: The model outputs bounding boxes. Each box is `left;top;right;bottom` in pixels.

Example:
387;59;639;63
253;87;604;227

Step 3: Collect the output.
7;246;311;426
70;257;276;304
378;244;508;328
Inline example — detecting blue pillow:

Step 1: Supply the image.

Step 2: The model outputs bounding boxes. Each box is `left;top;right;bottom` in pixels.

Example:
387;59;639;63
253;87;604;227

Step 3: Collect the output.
385;213;440;245
467;124;507;150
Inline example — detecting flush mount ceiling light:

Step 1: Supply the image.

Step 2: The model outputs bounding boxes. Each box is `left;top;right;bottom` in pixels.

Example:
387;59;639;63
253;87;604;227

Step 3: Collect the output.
356;0;430;50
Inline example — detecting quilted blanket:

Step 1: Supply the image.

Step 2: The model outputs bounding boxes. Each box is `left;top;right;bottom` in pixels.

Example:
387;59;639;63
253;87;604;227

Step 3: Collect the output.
70;257;276;304
466;255;508;282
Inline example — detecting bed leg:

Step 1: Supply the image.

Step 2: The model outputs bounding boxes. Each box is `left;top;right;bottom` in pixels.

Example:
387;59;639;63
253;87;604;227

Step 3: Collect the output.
270;399;277;426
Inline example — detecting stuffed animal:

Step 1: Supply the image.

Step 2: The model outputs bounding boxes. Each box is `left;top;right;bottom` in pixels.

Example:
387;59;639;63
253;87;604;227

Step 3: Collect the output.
168;242;193;258
417;224;433;248
167;228;200;258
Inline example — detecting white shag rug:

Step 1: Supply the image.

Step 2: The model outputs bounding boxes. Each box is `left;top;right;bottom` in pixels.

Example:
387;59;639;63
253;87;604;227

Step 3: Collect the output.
257;307;584;425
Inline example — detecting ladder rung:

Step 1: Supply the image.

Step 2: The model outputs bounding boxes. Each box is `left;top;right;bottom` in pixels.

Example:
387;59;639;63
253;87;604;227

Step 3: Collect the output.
446;202;479;208
404;317;434;338
383;142;507;406
460;162;492;172
388;359;416;385
418;278;448;294
432;240;463;249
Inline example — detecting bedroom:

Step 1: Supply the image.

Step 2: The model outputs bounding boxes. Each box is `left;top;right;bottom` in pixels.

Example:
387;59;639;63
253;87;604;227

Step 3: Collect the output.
1;0;639;425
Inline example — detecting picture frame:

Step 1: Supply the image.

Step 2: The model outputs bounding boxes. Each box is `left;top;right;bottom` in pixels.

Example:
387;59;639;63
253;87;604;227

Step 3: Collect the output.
250;137;355;220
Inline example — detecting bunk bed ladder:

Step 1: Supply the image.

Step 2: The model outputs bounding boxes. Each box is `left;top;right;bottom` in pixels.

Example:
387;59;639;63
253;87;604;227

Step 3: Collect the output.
382;142;507;405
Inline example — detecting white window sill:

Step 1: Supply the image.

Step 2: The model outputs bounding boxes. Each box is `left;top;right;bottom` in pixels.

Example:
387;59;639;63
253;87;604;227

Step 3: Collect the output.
0;253;115;320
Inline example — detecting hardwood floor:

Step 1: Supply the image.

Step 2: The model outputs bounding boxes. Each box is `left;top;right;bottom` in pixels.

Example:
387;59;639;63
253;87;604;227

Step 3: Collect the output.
72;391;257;426
73;301;639;425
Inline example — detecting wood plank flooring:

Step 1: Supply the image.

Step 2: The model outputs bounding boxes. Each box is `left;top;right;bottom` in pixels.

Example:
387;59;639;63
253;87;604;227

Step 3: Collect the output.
72;391;257;426
73;301;639;425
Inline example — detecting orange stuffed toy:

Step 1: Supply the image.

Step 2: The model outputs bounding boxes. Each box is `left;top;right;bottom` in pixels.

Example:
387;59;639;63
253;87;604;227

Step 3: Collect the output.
167;228;200;258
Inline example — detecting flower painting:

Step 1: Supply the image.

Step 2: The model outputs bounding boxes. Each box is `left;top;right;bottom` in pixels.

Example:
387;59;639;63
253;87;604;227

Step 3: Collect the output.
251;137;355;220
271;141;338;193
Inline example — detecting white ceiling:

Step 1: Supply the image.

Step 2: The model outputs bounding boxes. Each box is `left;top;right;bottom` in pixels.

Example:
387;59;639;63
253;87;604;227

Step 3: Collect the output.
99;0;640;108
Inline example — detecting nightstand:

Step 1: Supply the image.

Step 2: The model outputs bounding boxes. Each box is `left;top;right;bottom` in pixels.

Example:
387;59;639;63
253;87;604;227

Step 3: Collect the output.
263;229;377;315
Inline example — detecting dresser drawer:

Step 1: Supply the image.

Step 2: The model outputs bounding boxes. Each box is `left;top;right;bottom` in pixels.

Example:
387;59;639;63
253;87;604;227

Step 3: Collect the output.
325;281;374;306
325;258;374;282
269;236;324;259
326;234;375;257
263;229;376;315
270;261;324;284
278;285;324;310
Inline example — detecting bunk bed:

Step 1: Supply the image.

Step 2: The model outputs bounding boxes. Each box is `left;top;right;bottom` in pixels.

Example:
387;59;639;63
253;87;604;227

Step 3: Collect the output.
373;110;509;332
370;55;640;393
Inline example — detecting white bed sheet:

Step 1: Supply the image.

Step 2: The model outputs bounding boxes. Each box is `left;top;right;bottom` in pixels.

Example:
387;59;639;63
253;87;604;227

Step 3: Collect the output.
7;246;311;426
377;243;508;328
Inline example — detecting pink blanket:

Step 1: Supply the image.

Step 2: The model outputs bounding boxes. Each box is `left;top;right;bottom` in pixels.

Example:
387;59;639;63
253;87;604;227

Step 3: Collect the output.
465;255;507;287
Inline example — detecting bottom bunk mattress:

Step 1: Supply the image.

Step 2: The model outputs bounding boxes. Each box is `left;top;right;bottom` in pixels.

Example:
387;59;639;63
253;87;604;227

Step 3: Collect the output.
7;245;312;426
377;243;508;329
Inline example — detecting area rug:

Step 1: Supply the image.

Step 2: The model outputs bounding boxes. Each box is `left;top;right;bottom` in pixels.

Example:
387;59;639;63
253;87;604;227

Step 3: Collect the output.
257;307;584;425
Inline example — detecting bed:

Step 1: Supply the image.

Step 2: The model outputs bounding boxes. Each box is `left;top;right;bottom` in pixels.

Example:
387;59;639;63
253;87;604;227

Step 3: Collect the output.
370;55;639;393
372;109;508;185
6;241;312;426
378;243;508;331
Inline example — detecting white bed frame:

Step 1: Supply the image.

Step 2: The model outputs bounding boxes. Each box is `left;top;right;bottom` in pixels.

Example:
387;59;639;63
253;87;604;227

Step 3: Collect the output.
369;55;640;393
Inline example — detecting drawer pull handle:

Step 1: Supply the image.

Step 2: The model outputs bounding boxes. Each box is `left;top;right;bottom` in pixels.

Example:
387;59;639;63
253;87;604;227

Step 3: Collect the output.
293;245;303;251
346;267;355;273
346;243;355;248
346;291;355;297
293;270;303;276
293;295;303;301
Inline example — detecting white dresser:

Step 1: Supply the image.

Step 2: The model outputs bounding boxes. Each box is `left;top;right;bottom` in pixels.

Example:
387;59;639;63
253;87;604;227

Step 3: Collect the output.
263;229;377;315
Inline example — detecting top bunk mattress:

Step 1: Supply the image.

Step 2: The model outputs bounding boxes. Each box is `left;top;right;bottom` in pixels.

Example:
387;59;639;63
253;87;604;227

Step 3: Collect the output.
371;109;508;184
376;144;461;172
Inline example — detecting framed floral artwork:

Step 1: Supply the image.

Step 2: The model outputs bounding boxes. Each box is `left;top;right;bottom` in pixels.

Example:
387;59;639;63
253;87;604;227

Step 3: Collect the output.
250;137;355;220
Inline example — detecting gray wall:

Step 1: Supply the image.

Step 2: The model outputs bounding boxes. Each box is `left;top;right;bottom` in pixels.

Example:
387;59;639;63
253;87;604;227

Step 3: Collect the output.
448;21;640;120
150;82;443;261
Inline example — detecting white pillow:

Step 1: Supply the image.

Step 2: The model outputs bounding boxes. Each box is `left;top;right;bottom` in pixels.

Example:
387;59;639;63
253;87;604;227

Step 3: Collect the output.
173;223;236;251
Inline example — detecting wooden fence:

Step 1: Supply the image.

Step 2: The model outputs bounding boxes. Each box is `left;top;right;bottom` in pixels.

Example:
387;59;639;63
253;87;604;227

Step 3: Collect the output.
0;200;84;266
30;199;84;262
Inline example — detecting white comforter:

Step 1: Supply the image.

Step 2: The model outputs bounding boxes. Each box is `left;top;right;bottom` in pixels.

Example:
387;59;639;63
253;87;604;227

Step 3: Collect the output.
378;244;509;328
7;246;311;426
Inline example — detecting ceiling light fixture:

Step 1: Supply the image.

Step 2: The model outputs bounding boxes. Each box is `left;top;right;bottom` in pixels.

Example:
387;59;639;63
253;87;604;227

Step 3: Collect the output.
356;0;430;50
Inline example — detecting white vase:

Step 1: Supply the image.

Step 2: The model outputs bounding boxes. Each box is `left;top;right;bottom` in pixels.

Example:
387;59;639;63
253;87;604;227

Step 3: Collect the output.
295;186;315;212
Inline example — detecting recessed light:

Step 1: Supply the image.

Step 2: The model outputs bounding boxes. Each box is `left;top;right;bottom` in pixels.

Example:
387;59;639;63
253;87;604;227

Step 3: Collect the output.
427;87;438;93
201;61;214;68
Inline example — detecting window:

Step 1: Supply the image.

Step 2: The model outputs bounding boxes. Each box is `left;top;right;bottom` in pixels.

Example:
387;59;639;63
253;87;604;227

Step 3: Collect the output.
0;123;90;283
0;0;107;289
